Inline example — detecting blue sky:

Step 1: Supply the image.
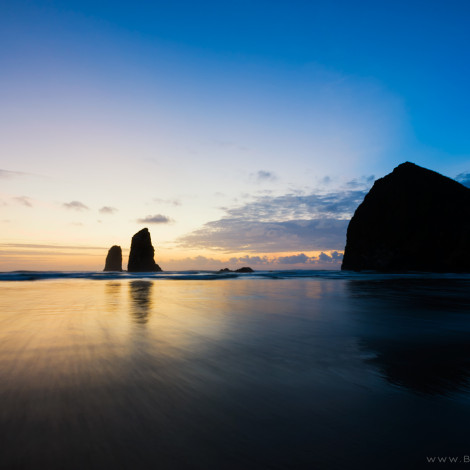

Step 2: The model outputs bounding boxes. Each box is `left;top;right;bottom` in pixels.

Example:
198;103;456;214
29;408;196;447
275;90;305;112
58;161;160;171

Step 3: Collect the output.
1;0;469;270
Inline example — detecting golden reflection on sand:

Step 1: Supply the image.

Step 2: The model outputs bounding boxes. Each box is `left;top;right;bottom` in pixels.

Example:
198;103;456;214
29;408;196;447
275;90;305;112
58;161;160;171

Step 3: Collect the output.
0;278;343;394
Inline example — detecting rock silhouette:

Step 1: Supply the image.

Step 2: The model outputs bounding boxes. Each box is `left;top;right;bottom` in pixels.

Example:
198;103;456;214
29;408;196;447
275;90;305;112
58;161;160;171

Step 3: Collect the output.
127;228;162;272
103;245;122;271
235;267;254;273
218;267;254;273
341;162;470;272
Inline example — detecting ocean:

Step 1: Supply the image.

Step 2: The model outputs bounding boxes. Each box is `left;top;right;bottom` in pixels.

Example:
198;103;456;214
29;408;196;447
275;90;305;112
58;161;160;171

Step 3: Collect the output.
0;271;469;469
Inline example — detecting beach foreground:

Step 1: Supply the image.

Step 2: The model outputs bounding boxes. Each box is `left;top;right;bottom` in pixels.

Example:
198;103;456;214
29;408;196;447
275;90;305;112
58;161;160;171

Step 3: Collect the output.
1;274;469;469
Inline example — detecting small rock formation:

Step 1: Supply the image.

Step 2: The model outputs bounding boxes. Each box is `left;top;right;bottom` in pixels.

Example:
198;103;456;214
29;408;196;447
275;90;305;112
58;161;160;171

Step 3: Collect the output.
104;245;122;271
341;162;470;272
217;267;254;273
127;228;162;272
235;267;254;273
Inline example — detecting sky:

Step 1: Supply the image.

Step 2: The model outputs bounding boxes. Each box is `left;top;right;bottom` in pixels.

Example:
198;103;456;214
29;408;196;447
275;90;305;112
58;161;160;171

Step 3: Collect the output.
1;0;469;271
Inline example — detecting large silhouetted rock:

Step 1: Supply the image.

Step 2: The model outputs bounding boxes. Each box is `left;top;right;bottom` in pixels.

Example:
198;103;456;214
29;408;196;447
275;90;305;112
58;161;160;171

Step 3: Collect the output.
341;162;470;272
104;245;122;271
127;228;162;272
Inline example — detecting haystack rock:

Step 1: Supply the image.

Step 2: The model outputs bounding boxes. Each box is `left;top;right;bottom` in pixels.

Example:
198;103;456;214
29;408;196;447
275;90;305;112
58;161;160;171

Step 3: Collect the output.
127;228;162;272
104;245;122;271
341;162;470;272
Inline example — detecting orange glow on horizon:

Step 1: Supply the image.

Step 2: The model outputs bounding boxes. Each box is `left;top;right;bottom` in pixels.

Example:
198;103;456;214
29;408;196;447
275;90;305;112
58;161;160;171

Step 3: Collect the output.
0;243;343;271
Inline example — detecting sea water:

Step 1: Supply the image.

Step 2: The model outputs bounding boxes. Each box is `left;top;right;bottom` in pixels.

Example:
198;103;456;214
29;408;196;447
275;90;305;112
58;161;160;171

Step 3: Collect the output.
0;271;469;469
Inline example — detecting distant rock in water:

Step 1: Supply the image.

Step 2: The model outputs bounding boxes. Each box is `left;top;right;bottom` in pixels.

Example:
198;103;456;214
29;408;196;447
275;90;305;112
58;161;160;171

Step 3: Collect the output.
127;228;162;272
104;245;122;272
235;267;254;273
218;267;254;273
341;162;470;272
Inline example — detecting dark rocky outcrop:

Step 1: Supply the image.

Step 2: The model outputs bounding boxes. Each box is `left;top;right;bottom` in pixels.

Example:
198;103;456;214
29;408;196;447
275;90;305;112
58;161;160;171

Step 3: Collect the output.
104;245;122;271
235;267;254;273
127;228;162;272
341;162;470;272
218;267;254;273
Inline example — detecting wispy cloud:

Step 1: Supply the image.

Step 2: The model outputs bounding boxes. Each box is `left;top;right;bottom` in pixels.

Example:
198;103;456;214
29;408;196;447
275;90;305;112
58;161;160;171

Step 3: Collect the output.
137;214;173;224
12;196;33;207
63;201;89;211
0;243;106;250
345;175;375;188
178;185;368;253
99;206;118;214
0;169;28;179
456;172;470;188
180;218;349;252
153;198;181;206
252;170;277;183
276;251;343;265
212;140;248;152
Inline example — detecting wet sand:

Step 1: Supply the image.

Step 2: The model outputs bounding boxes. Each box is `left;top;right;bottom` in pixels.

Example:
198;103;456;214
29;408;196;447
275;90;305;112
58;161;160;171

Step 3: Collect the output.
0;277;469;469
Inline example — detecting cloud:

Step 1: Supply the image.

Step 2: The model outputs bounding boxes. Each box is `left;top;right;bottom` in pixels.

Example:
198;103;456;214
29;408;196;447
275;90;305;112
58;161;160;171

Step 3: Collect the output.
63;201;89;211
345;175;375;189
318;251;343;263
177;184;369;253
12;196;32;207
164;251;345;270
456;173;470;188
165;255;272;270
220;189;367;221
137;214;172;224
153;198;181;206
164;255;228;270
212;140;248;152
179;218;349;253
253;170;277;182
99;206;117;214
277;253;312;264
0;169;28;178
0;243;106;250
229;255;272;265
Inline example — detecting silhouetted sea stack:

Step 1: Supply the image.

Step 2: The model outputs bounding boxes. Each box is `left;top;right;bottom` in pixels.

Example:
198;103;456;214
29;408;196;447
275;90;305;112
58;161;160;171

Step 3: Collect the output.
128;228;162;272
103;245;122;271
235;267;254;273
218;267;254;273
341;162;470;272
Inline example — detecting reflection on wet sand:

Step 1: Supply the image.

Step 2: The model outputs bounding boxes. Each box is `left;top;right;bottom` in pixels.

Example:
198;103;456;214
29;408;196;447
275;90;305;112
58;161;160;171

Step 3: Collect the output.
361;337;470;395
348;279;470;396
0;278;469;469
129;280;153;324
105;281;122;311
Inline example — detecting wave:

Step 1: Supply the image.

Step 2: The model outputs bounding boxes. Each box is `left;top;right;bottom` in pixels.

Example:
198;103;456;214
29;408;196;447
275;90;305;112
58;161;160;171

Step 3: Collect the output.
0;270;469;282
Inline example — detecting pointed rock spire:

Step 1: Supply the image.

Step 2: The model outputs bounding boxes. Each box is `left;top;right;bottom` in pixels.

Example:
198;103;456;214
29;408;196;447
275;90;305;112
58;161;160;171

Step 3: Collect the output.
127;228;162;272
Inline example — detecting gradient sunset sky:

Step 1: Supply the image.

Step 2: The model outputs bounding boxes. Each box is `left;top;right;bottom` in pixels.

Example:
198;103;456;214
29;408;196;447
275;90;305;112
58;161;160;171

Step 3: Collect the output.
1;0;469;270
